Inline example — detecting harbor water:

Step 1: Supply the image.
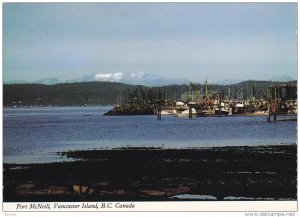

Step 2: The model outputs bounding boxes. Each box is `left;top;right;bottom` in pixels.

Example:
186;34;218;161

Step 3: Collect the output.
3;106;297;163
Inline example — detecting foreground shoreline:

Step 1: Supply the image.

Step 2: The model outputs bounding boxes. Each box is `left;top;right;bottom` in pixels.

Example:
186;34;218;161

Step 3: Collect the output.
3;144;297;202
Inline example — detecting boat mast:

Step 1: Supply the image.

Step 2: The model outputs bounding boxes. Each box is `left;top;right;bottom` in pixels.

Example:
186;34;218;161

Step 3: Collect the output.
205;75;208;99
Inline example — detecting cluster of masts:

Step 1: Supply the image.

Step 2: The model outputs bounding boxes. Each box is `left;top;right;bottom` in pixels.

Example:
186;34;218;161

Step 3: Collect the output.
115;79;297;119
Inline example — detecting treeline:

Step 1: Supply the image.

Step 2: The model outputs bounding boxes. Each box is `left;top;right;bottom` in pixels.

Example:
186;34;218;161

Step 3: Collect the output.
3;80;296;107
4;82;132;106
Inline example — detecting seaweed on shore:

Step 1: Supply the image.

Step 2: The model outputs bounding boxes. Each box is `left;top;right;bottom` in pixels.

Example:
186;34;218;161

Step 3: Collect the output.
3;144;297;202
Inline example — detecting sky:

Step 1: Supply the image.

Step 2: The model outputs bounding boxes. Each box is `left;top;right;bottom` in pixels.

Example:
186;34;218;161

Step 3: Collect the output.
3;3;298;83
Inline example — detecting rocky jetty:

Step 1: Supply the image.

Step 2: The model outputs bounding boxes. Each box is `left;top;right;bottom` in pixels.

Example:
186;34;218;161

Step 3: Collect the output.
104;104;156;116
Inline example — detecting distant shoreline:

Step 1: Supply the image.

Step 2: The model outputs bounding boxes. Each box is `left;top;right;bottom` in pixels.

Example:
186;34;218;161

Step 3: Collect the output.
3;106;297;116
4;80;297;107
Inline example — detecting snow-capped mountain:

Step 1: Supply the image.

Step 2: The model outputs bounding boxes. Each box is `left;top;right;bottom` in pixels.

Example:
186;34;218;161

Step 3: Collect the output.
93;72;185;86
271;75;296;82
77;72;189;86
34;77;61;85
94;72;124;82
216;79;243;85
4;79;28;84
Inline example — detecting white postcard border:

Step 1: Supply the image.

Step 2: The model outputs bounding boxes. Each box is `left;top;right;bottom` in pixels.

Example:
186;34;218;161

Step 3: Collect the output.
2;201;298;212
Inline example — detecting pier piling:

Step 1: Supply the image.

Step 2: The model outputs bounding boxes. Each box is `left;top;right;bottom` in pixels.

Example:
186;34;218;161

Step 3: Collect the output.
267;104;271;122
157;107;162;120
188;106;192;119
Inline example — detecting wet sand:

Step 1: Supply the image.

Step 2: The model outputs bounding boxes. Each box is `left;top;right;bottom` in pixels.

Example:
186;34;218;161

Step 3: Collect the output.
3;144;297;202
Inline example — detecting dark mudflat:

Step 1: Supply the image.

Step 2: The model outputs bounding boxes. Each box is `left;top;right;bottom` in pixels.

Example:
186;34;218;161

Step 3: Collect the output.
3;145;297;202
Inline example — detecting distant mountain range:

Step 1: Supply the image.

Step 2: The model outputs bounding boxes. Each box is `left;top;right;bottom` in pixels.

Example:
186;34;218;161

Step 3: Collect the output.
4;72;296;86
215;75;296;85
4;72;190;86
271;75;296;82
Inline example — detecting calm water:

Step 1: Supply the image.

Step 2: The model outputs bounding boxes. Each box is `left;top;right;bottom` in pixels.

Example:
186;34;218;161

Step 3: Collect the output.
3;106;297;163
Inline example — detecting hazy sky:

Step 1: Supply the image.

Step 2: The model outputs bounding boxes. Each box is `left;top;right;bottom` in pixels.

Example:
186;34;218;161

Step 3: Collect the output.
3;3;297;83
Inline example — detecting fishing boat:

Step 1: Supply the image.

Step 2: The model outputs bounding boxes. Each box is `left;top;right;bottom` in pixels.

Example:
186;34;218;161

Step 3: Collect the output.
161;110;173;115
197;109;215;116
214;107;231;115
174;101;189;115
176;108;197;118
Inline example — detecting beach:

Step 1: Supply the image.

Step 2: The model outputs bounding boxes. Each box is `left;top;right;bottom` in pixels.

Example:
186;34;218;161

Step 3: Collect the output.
3;144;297;202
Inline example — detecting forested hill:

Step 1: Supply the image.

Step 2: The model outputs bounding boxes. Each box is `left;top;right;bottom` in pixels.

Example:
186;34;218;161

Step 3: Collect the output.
3;82;132;106
3;80;297;107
